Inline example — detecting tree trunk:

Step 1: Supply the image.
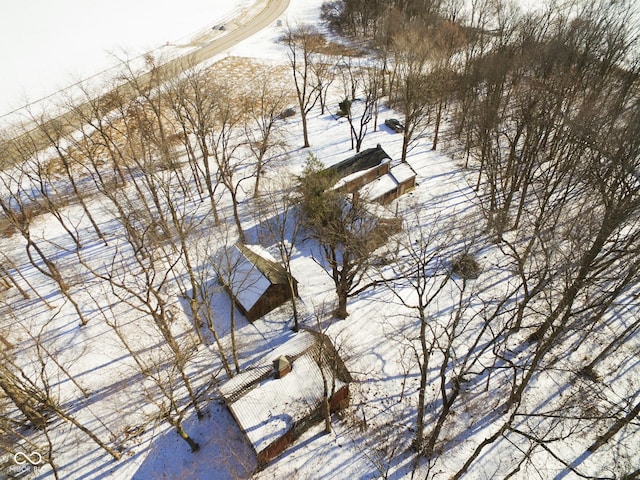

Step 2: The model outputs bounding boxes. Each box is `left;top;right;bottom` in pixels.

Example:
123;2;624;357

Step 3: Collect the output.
229;300;241;375
0;263;30;300
588;400;640;452
401;132;409;162
229;190;246;244
54;403;122;460
175;421;200;453
413;310;429;452
0;375;48;429
335;292;348;319
322;396;332;434
424;380;460;458
25;238;88;326
289;278;300;331
432;99;443;150
301;112;310;148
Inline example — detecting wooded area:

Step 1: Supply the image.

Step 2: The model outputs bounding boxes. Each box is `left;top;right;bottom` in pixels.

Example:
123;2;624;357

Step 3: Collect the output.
1;0;639;477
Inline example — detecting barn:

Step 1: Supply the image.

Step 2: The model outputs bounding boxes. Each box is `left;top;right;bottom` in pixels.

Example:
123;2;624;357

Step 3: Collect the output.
214;243;298;322
219;330;352;467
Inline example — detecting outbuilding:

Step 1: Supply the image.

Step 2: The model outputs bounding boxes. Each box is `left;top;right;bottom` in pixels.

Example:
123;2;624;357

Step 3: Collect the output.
359;162;417;204
328;144;417;204
215;244;298;322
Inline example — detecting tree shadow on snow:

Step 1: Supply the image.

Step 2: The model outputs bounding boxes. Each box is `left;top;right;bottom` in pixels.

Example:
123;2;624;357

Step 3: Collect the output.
128;403;256;480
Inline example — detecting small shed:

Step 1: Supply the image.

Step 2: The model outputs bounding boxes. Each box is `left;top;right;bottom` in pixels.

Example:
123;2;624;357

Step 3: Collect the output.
360;162;417;204
219;330;352;467
215;244;298;322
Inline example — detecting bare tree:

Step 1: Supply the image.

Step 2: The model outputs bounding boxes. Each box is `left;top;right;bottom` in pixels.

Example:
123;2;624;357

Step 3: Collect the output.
208;78;253;243
298;155;392;318
310;49;338;116
388;23;436;162
167;65;223;223
192;251;236;379
26;108;108;244
256;173;304;330
239;67;290;197
210;241;249;376
383;210;452;452
0;255;36;302
282;24;323;148
338;57;382;152
445;2;640;476
77;184;206;421
0;364;49;431
309;304;352;434
0;170;89;326
0;326;121;461
427;20;466;150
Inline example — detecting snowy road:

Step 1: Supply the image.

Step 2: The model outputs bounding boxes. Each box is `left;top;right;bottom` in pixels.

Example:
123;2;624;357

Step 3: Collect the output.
186;0;290;64
3;0;290;152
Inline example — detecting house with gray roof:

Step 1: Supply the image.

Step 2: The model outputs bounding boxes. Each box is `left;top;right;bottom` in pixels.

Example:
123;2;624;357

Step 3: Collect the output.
219;330;351;467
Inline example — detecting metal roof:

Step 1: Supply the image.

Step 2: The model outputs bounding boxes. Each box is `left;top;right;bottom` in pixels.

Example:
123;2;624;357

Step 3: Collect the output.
214;244;294;313
219;331;349;456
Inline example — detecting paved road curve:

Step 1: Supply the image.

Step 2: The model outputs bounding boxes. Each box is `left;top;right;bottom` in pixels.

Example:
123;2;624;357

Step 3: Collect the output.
1;0;290;157
189;0;290;64
169;0;290;72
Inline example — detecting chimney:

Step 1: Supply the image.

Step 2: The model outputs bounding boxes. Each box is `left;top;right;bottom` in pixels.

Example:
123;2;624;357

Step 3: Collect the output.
274;355;292;379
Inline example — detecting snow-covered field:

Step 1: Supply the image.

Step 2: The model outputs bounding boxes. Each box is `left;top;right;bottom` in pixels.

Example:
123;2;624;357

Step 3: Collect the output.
0;0;251;119
1;0;639;479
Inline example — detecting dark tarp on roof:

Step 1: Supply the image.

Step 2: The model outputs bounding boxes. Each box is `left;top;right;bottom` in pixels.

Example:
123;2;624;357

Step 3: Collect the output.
326;145;390;178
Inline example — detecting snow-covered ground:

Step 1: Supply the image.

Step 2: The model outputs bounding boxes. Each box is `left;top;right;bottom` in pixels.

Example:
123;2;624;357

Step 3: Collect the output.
0;0;251;120
1;0;638;479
